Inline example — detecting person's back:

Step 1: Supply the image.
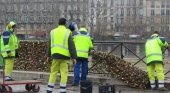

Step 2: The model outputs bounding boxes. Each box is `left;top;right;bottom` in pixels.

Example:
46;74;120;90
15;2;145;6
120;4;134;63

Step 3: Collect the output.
47;18;76;93
74;28;93;58
145;34;164;64
50;25;71;57
0;37;2;68
145;31;169;91
72;24;93;86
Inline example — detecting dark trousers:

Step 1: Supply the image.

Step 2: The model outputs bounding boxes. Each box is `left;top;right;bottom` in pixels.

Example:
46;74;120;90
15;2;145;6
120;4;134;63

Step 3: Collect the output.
74;59;88;84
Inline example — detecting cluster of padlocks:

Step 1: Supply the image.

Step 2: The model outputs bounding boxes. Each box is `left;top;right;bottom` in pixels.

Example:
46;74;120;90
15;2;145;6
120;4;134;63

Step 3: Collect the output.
14;41;51;72
90;51;150;89
13;41;150;89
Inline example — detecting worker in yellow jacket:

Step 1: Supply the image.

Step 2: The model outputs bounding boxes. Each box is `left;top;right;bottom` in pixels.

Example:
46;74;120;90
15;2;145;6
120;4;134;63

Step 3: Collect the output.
1;21;19;81
72;23;93;86
145;31;168;91
47;18;77;93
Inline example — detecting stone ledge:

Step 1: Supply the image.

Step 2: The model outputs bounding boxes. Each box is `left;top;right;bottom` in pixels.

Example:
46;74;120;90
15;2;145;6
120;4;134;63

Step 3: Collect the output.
6;70;127;86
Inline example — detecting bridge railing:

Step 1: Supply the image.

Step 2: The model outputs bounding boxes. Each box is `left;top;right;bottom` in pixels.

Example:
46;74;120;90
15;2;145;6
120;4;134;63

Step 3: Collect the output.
89;41;170;75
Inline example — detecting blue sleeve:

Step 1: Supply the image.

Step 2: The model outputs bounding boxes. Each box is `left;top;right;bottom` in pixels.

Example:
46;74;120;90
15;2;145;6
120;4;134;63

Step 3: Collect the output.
159;37;166;44
3;31;11;45
159;37;168;47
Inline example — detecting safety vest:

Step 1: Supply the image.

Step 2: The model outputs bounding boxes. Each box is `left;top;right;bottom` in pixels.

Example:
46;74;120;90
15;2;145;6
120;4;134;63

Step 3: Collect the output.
50;26;71;57
1;31;18;58
145;36;168;64
74;28;93;58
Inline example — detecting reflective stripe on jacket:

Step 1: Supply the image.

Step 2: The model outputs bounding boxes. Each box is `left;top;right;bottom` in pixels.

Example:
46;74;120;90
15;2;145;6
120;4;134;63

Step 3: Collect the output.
1;31;18;58
50;26;71;57
73;28;93;58
145;36;168;64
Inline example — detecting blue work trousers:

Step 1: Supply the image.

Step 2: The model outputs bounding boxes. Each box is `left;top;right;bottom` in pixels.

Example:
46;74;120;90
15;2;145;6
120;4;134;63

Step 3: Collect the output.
74;59;88;84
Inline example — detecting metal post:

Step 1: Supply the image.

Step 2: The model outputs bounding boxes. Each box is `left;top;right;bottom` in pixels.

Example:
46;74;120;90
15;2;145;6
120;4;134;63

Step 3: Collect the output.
120;42;124;59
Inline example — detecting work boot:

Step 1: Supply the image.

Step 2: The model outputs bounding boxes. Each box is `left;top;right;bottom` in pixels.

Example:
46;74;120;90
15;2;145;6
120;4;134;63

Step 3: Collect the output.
151;87;157;90
157;87;168;91
71;82;79;86
4;76;14;81
47;90;52;93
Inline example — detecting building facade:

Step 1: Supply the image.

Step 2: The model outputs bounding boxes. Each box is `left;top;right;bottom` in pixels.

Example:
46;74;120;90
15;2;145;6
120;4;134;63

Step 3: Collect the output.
58;0;89;24
114;0;144;35
1;0;170;40
0;0;89;39
89;0;115;40
144;0;170;33
113;0;170;38
88;0;147;40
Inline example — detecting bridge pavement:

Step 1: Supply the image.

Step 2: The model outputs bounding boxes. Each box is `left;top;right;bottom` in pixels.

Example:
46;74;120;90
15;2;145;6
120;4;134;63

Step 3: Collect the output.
10;84;170;93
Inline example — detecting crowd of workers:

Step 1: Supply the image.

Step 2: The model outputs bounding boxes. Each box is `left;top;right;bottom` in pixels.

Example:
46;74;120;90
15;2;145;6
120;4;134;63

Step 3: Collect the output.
0;18;93;93
0;18;170;93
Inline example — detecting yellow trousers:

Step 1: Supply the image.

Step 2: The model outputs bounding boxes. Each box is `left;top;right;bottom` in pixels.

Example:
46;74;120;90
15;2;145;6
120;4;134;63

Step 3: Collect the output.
147;63;164;81
48;59;69;84
4;58;14;77
147;63;165;88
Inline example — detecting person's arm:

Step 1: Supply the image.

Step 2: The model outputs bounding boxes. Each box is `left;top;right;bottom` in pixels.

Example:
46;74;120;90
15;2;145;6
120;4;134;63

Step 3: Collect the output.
89;37;94;49
48;32;51;57
158;37;168;47
15;36;20;58
3;31;11;54
16;36;20;49
68;33;77;59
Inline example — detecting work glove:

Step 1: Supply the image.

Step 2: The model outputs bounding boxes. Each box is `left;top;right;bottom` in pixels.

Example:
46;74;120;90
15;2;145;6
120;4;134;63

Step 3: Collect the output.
167;45;170;51
44;56;51;64
15;49;19;58
7;52;12;57
72;59;76;65
69;59;76;72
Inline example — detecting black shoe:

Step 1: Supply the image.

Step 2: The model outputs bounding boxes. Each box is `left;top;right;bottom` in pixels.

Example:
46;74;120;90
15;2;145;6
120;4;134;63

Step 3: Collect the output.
158;87;168;91
5;78;15;81
151;87;157;90
71;83;79;86
47;90;52;93
4;77;15;81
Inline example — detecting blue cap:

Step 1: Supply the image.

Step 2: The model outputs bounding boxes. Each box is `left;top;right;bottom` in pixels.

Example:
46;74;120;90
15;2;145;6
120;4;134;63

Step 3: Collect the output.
68;22;76;31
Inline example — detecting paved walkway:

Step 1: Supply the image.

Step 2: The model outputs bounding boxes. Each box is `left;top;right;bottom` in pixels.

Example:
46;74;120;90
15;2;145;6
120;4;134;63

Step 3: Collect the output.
11;84;97;93
9;84;170;93
0;70;169;93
